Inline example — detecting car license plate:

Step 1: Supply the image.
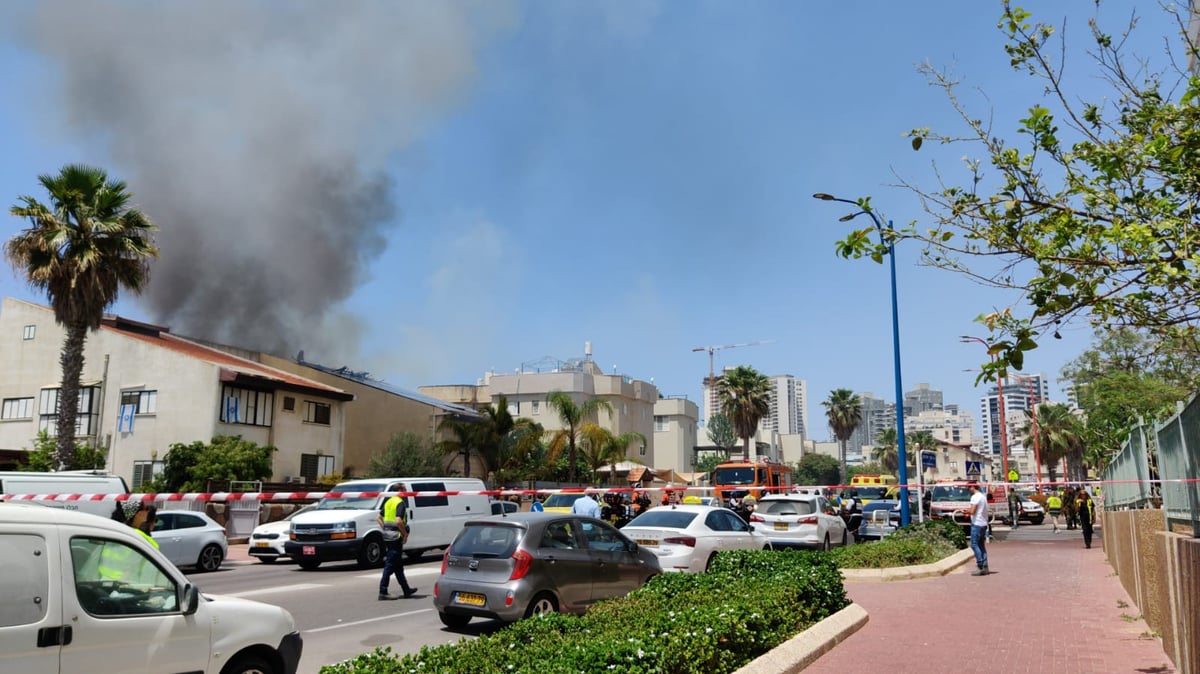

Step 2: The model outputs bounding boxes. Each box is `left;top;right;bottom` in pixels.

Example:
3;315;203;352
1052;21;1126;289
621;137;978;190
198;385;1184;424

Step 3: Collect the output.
773;522;788;531
453;592;486;607
635;539;658;547
254;542;270;548
303;545;316;556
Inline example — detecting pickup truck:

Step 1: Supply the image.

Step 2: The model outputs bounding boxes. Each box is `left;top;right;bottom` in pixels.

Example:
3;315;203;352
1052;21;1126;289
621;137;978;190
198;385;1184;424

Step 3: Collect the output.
925;483;1011;529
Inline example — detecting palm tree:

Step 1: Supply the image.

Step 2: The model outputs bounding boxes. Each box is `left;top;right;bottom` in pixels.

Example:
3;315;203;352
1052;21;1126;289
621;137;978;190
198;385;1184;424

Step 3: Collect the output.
1018;403;1085;484
434;417;476;477
474;396;515;478
502;418;547;481
6;165;158;469
605;431;646;485
546;391;613;483
578;423;614;484
872;428;899;473
906;430;939;473
822;389;862;486
715;365;772;462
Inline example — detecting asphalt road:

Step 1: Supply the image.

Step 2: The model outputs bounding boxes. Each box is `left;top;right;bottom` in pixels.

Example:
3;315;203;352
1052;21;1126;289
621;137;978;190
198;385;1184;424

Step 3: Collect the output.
187;550;507;674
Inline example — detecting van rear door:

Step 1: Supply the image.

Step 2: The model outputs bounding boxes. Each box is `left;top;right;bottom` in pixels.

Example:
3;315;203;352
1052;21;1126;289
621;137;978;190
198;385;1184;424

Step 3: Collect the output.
0;530;60;674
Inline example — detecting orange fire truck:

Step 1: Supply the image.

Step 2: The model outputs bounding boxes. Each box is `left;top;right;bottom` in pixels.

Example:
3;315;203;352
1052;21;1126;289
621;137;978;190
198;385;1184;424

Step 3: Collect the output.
712;458;793;503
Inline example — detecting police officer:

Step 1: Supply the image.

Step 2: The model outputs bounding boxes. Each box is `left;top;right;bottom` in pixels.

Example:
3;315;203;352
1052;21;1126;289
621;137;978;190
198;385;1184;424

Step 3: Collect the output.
377;490;416;600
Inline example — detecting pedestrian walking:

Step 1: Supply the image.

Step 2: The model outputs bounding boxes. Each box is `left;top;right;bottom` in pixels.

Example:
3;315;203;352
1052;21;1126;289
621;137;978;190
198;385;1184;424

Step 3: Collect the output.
1007;489;1022;529
377;491;417;600
1062;486;1078;530
1077;489;1096;549
1046;491;1063;532
963;482;990;576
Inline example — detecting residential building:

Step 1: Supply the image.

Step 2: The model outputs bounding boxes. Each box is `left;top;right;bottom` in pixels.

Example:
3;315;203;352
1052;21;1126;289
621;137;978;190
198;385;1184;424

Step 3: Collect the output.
978;372;1051;461
759;374;808;441
845;392;894;457
905;407;975;447
904;383;943;417
653;396;699;472
0;297;352;487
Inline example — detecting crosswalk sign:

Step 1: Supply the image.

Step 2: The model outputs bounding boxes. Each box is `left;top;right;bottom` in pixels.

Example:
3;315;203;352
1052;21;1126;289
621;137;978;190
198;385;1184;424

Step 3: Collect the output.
965;461;982;479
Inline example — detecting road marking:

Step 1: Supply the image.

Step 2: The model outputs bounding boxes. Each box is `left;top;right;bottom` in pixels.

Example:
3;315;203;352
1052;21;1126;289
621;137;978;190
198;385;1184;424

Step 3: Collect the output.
306;608;434;633
355;567;442;580
224;582;328;598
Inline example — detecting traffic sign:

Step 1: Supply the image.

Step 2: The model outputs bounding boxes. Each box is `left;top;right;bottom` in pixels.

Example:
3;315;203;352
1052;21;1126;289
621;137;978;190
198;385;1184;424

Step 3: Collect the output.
921;451;937;469
965;461;982;479
1007;469;1020;482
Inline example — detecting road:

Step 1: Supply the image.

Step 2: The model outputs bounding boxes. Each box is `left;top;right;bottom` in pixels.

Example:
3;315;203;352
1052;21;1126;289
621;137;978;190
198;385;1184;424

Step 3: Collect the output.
188;549;505;674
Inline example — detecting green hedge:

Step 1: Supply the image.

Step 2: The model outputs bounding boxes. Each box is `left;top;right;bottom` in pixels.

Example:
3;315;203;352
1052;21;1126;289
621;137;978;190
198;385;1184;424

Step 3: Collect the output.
830;518;967;569
321;550;847;673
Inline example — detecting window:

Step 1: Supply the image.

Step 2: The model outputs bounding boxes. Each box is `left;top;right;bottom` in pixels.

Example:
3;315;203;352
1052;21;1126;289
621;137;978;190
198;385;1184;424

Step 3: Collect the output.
0;534;48;627
640;445;647;456
132;460;164;490
654;415;668;432
300;453;335;482
507;401;518;416
22;324;35;340
303;400;331;425
38;386;100;436
69;537;177;616
531;400;540;415
282;396;295;411
120;390;157;414
410;481;448;508
1;397;33;420
220;385;273;427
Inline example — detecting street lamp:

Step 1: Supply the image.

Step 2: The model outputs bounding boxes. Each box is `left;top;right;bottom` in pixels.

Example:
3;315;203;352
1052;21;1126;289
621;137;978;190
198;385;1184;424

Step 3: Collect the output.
813;192;911;527
961;336;1011;484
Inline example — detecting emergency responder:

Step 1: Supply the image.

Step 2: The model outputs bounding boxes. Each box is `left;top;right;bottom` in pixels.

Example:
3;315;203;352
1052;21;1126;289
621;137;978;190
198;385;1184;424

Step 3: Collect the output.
1046;491;1063;532
377;490;416;600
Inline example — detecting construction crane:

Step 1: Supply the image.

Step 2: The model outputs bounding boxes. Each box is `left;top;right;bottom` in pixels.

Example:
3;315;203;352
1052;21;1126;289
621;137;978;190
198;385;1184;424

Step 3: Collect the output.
692;340;773;384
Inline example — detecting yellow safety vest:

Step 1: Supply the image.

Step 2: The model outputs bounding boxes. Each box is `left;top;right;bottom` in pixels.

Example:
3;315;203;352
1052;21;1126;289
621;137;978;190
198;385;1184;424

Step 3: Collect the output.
382;495;407;541
1047;495;1062;509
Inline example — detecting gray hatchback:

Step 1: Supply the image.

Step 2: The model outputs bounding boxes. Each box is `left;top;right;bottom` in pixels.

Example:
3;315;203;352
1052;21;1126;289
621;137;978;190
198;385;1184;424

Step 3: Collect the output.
433;512;660;628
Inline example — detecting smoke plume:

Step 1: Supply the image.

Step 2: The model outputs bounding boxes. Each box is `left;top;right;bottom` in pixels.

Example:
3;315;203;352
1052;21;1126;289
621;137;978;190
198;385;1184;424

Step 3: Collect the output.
17;1;513;358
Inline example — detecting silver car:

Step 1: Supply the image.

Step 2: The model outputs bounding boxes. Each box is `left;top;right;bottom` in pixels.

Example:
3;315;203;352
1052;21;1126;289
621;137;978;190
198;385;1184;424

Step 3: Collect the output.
750;494;850;550
433;512;660;628
151;510;228;572
249;503;318;563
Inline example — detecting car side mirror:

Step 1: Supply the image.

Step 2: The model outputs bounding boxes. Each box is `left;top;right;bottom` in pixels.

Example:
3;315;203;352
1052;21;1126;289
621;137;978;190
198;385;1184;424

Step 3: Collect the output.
182;584;200;616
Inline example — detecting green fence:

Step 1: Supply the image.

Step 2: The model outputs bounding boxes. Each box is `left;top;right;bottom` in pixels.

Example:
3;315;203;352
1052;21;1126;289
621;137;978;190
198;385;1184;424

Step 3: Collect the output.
1154;396;1200;537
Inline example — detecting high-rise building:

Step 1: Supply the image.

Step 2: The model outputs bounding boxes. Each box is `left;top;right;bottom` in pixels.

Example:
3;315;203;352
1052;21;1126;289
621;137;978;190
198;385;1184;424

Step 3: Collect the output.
978;373;1051;459
904;383;943;417
760;374;808;440
845;392;894;457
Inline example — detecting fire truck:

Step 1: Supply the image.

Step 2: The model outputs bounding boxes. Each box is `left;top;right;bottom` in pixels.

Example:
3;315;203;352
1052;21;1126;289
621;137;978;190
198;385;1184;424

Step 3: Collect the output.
711;458;793;503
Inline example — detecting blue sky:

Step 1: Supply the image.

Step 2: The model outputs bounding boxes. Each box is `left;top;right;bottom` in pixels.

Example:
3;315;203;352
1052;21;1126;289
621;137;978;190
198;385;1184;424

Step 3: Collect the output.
0;1;1188;440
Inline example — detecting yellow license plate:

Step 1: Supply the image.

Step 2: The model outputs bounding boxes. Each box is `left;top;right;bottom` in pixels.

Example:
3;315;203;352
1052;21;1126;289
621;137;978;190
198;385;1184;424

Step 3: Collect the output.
254;542;271;548
453;592;486;607
773;522;788;531
635;539;658;547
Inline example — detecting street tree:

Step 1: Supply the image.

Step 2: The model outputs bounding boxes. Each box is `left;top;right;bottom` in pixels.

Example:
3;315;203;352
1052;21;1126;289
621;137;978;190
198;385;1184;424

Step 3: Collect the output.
368;432;447;479
6;164;158;468
822;389;862;486
706;413;737;452
715;365;772;462
151;435;274;493
793;453;840;487
546;391;613;484
838;2;1200;379
872;428;899;473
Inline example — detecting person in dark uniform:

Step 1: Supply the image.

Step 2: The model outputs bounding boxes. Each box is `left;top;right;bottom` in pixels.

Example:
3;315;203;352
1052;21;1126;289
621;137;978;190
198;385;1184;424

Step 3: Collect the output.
1076;489;1096;549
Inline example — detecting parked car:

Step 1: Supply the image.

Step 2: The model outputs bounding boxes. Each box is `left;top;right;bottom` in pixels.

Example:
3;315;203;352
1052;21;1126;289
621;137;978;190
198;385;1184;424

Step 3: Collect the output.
749;494;850;550
857;499;902;541
619;504;772;572
1018;498;1046;525
491;500;520;515
152;510;228;572
249;503;318;563
433;512;660;628
540;493;587;513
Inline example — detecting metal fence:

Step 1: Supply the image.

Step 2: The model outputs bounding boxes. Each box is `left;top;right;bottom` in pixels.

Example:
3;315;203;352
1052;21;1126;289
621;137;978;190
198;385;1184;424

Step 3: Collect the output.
1101;421;1155;510
1155;397;1200;537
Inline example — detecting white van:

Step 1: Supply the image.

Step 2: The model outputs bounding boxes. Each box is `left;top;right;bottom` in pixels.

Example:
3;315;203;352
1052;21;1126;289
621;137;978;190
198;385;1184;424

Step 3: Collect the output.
0;471;129;519
0;503;301;674
285;477;489;570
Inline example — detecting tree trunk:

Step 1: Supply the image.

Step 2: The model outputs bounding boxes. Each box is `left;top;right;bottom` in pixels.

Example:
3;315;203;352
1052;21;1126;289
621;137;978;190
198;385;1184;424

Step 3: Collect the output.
568;437;577;483
839;439;847;487
742;436;750;462
56;321;89;470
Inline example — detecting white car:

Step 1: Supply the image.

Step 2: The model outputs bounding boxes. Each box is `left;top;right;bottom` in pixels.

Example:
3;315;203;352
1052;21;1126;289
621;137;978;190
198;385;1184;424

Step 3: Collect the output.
619;504;773;572
152;510;229;572
750;494;850;550
249;503;318;563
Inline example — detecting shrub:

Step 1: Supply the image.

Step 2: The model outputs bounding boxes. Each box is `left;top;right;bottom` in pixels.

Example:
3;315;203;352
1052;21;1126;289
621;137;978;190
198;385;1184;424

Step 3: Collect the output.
320;550;848;673
830;518;965;569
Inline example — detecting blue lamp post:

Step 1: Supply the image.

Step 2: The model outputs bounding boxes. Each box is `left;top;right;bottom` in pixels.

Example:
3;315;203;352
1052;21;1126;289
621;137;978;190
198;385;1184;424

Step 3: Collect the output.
813;192;911;527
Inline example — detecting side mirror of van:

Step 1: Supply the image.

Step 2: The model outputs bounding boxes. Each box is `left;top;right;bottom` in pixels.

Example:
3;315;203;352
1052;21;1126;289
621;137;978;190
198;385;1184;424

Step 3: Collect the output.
182;584;200;616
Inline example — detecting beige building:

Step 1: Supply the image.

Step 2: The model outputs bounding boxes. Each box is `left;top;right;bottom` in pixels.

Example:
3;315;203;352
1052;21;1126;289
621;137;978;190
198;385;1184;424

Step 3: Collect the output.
0;297;351;487
652;396;699;473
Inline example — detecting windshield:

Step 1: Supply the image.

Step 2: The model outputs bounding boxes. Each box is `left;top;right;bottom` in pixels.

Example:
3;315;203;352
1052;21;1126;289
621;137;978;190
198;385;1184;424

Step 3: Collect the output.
758;499;815;516
930;486;971;501
626;510;697;529
544;494;585;508
714;467;755;485
851;487;888;500
319;482;389;510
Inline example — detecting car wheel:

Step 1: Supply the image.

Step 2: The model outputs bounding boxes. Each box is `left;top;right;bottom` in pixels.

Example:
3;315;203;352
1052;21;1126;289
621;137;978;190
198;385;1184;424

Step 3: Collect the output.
704;553;718;572
439;612;472;629
298;559;321;570
196;544;224;573
822;534;831;552
1032;516;1044;525
524;592;559;619
220;653;275;674
358;534;383;568
761;542;773;551
841;529;848;547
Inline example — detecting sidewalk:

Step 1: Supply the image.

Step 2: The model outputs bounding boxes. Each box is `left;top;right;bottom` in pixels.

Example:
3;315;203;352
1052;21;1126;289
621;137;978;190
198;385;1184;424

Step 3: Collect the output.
804;528;1176;674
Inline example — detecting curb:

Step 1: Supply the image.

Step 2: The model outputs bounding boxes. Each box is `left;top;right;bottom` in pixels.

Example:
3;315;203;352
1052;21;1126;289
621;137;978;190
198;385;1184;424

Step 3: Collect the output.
839;548;975;582
731;604;869;674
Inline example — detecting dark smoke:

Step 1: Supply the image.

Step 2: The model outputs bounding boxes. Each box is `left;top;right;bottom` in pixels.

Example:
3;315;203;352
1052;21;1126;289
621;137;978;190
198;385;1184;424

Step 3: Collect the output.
16;1;514;357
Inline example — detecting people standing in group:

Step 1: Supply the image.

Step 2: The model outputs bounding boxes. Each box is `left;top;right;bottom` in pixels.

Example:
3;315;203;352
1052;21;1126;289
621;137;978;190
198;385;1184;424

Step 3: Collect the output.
1076;489;1096;549
377;491;417;600
1046;490;1063;533
964;482;990;576
572;491;602;519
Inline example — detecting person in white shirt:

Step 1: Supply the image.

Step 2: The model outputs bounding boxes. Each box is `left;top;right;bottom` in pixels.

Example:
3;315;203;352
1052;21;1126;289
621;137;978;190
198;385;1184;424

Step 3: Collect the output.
964;483;990;576
572;492;602;519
